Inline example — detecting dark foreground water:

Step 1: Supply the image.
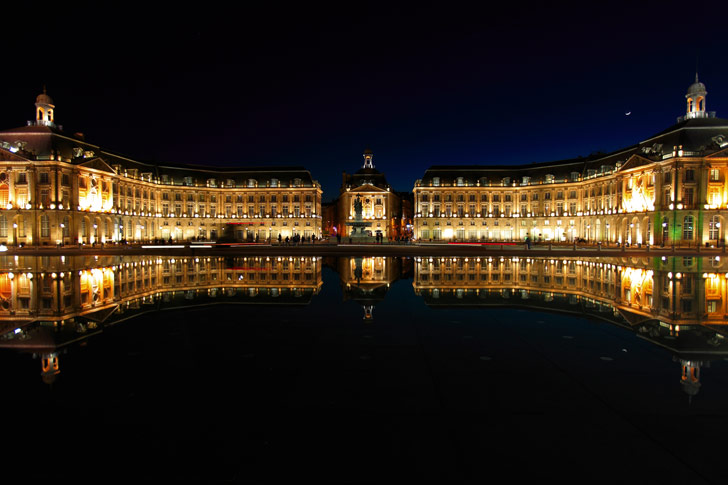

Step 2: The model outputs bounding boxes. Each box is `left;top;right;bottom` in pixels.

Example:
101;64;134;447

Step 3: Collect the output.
1;255;727;482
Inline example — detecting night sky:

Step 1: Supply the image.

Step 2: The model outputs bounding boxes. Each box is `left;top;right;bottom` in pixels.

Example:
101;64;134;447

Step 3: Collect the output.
1;2;726;201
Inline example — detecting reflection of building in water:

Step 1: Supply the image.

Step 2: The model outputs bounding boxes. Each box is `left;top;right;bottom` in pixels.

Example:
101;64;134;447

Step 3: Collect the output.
0;255;322;382
336;257;401;320
413;256;728;398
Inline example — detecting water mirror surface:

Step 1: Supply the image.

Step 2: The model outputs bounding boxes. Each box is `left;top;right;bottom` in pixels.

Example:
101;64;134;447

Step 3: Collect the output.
1;254;727;482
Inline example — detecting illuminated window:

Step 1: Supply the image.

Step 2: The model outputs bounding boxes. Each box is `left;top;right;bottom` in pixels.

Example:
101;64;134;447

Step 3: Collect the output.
683;216;694;240
709;215;720;240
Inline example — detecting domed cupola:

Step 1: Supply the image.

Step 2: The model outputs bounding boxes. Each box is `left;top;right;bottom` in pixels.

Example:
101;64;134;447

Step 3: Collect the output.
685;74;708;120
362;148;374;169
35;87;56;127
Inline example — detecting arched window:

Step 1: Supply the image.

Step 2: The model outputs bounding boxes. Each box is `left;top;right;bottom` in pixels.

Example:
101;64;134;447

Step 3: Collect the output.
37;108;43;120
683;215;694;240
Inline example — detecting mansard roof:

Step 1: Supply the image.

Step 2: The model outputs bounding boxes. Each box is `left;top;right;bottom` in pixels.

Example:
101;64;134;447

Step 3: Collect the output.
0;124;317;187
420;117;728;186
342;167;391;192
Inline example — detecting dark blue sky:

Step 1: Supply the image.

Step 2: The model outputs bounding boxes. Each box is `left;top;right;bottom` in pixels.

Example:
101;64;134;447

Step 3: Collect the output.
1;1;726;201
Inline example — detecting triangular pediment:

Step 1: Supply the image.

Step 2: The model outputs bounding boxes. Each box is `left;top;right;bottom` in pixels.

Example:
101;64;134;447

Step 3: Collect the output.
706;145;728;159
76;157;118;174
348;184;389;193
83;304;120;324
0;147;31;162
617;154;653;172
615;308;653;327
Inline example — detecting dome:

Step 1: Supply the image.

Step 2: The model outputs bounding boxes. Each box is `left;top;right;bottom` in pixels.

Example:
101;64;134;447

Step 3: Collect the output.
686;74;707;97
363;148;373;155
35;88;54;106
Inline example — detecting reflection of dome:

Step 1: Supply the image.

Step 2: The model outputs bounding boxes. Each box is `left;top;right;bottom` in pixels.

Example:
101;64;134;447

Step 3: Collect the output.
42;371;59;385
36;89;54;106
681;379;701;396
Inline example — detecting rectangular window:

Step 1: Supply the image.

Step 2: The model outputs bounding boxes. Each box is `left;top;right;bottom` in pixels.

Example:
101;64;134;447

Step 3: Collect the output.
41;216;49;237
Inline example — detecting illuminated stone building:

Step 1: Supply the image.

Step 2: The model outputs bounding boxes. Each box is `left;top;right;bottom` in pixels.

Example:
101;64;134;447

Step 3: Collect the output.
413;77;728;246
0;91;322;245
335;149;400;239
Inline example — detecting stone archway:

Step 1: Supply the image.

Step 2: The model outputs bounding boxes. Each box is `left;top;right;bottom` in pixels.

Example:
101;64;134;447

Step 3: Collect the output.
641;216;651;245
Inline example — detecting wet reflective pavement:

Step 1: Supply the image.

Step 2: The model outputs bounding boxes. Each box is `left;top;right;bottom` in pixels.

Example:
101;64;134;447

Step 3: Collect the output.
1;255;727;482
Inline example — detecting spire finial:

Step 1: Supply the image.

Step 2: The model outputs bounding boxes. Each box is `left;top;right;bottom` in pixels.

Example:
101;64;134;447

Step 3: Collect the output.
695;72;699;83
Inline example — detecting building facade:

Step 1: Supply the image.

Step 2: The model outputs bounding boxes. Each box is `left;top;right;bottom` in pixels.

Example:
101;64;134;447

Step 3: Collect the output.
0;92;323;245
413;77;728;247
335;149;401;239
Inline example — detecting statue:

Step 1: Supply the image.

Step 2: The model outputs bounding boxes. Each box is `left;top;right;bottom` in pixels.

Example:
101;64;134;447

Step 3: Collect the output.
346;194;372;240
354;194;363;221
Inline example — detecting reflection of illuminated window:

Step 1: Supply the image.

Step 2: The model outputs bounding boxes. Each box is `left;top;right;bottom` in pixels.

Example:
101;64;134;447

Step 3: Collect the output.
681;299;692;312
